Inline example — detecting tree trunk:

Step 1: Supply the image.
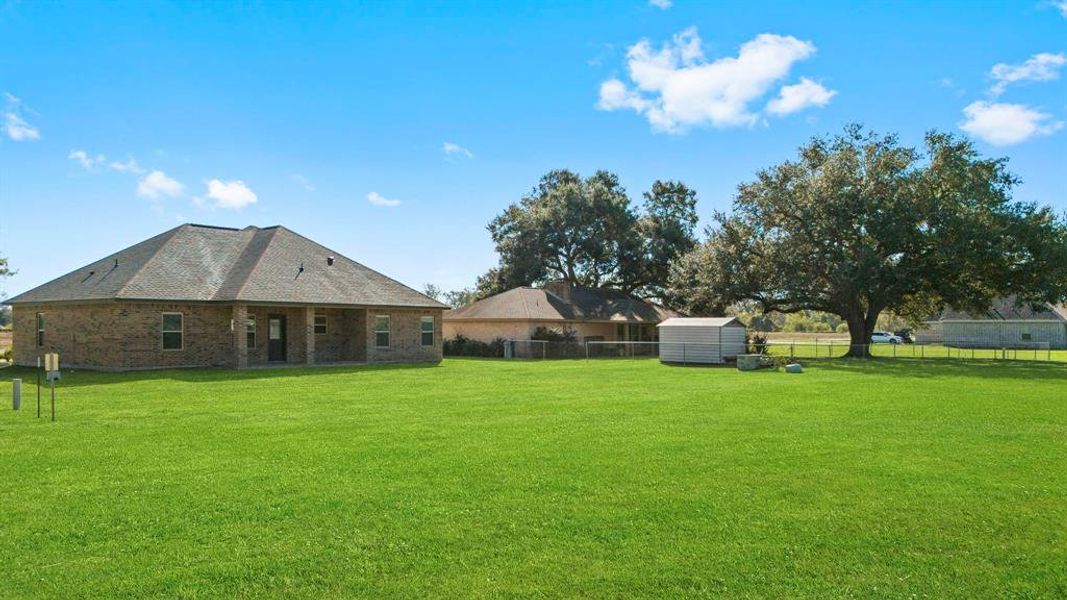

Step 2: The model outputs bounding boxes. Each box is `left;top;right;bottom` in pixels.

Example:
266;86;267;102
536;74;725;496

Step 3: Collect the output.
844;306;882;358
846;315;870;358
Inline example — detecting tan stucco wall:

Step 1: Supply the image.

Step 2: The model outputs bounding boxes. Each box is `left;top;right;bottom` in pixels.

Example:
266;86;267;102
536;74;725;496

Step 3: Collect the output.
444;321;534;343
442;320;656;343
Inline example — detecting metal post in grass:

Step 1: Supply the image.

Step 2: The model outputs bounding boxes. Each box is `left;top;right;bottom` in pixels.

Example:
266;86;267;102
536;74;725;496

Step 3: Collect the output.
12;379;20;411
36;356;41;418
790;342;795;361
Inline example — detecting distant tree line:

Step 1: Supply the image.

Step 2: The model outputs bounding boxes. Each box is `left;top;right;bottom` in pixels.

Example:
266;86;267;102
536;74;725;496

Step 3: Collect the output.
427;124;1067;357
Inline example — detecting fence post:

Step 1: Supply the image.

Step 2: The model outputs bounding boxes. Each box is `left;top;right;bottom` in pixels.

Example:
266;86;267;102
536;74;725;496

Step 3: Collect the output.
585;342;589;360
682;343;686;365
790;342;795;361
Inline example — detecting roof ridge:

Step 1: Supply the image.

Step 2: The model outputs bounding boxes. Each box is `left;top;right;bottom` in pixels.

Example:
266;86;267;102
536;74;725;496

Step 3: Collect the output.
185;223;242;231
114;225;186;299
270;225;447;308
232;227;280;301
519;287;535;319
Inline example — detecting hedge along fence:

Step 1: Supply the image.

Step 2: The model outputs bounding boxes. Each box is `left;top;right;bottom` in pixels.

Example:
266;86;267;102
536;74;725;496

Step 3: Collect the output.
443;334;507;358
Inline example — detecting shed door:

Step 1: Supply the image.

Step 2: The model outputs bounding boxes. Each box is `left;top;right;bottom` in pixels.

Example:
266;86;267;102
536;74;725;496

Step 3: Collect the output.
268;315;287;362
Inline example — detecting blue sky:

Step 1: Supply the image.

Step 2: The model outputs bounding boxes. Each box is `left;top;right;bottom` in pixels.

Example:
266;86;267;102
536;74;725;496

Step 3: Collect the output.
2;1;1065;298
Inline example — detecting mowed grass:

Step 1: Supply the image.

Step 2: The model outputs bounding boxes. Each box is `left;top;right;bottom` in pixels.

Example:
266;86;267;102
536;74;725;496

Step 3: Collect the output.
1;358;1065;598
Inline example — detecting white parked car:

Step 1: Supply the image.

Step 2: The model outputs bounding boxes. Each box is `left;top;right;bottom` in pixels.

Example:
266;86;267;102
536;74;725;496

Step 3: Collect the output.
871;331;904;344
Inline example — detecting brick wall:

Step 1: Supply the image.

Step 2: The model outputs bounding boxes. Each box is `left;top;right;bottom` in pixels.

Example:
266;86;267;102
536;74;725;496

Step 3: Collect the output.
12;302;443;370
12;302;234;369
365;308;444;363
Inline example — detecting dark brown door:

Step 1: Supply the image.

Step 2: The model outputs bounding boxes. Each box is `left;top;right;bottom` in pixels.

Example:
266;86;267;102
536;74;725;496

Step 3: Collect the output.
268;315;287;362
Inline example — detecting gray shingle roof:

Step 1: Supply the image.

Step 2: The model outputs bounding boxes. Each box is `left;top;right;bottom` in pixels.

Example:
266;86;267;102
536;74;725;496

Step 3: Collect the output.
444;284;681;323
936;296;1067;321
658;317;744;328
5;224;446;309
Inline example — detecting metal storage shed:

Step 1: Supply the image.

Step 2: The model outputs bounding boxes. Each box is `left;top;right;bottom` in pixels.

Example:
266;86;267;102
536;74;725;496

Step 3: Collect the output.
657;317;747;364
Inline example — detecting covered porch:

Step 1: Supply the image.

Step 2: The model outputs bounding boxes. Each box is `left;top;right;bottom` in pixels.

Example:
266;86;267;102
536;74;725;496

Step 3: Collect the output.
233;304;369;368
230;303;444;368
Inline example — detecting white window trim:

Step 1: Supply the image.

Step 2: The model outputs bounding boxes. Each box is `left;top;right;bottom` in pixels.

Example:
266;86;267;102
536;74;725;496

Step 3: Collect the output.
246;315;256;349
374;315;391;348
420;316;435;346
162;312;184;351
314;314;328;335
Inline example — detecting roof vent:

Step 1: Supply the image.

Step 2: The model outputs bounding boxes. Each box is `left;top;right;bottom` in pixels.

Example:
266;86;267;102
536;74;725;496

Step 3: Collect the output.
113;259;119;268
327;256;335;266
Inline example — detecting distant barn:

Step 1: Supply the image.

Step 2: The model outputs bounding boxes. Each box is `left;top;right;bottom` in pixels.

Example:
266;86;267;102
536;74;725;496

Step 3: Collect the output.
657;317;747;364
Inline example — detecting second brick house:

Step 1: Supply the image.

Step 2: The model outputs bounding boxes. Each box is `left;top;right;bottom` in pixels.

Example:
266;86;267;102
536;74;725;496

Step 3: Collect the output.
4;223;447;370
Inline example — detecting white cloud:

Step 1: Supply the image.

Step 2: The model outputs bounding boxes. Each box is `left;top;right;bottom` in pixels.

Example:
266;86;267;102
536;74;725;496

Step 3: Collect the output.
68;149;106;171
596;28;830;132
959;101;1063;146
989;52;1067;96
442;142;474;159
109;157;145;174
367;191;401;207
204;179;257;209
1054;1;1067;18
649;0;672;9
766;78;837;115
291;174;315;191
3;93;40;141
137;170;185;199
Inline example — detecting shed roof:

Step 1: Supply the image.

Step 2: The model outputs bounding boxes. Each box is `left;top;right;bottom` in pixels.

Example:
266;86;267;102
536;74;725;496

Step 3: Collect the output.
657;317;744;328
5;224;446;309
444;284;680;323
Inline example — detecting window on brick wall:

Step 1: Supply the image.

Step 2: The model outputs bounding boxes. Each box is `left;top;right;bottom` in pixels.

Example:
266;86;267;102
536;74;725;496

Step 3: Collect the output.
246;316;256;349
36;312;45;347
162;312;183;351
374;315;390;347
420;316;434;346
314;314;327;335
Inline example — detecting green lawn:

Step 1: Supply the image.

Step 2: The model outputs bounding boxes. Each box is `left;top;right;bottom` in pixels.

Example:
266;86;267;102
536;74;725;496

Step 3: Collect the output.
1;358;1065;598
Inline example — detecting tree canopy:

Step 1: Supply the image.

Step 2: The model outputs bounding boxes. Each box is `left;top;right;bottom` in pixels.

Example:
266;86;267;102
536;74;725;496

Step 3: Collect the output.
670;125;1067;356
477;170;698;300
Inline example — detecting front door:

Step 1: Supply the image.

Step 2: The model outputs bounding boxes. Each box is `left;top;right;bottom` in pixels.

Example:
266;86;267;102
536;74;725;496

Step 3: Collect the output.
268;315;287;362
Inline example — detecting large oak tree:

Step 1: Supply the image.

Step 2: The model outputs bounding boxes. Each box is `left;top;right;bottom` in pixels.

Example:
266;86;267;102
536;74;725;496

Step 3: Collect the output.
669;125;1067;357
477;170;698;300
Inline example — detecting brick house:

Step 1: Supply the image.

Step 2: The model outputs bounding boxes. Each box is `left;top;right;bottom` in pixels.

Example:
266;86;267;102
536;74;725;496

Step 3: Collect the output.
443;281;681;343
4;224;447;370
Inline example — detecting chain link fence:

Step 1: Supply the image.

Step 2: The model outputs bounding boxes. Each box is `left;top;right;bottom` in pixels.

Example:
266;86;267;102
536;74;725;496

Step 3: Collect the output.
493;339;1059;363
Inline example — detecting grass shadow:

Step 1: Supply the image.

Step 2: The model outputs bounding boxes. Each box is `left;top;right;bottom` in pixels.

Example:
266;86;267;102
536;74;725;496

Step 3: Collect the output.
810;356;1067;381
0;361;443;389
